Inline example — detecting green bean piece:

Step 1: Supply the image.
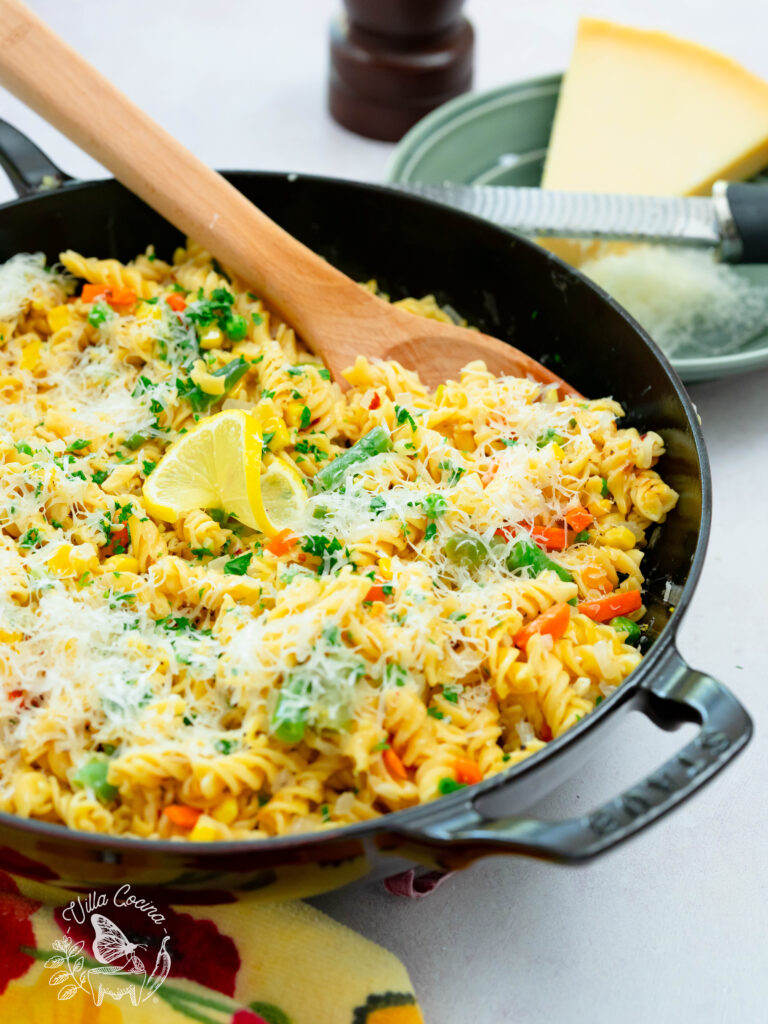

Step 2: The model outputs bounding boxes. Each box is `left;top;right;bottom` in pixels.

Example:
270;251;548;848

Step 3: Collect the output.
270;678;310;745
313;426;392;491
187;356;250;412
123;431;148;450
506;538;573;583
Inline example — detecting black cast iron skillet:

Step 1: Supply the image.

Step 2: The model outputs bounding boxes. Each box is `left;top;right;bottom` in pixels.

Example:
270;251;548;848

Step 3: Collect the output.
0;121;753;901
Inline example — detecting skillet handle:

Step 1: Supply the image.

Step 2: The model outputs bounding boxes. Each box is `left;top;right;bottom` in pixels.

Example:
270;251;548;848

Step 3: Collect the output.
399;648;752;862
0;118;72;197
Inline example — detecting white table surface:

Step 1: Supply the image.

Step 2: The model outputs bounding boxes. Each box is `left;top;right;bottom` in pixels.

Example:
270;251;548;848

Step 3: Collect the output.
2;3;767;1021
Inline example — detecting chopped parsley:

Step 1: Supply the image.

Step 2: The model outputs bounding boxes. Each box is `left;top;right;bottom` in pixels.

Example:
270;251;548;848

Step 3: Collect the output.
223;552;253;576
65;438;91;453
87;302;111;329
536;428;566;449
394;404;417;432
300;534;347;572
186;287;247;341
438;777;466;795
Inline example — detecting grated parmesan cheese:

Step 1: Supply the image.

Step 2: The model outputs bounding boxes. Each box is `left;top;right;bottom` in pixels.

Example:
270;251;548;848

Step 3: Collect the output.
0;253;70;321
581;244;768;357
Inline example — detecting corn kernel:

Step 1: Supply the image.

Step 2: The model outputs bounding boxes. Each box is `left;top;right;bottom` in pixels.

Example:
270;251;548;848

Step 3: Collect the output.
602;526;636;550
47;305;70;333
45;544;73;576
211;796;239;824
378;556;393;580
190;817;220;841
101;555;139;574
46;543;99;577
0;630;23;643
137;304;163;322
543;387;559;404
285;401;306;428
0;375;22;389
551;443;565;461
199;326;223;350
19;339;41;371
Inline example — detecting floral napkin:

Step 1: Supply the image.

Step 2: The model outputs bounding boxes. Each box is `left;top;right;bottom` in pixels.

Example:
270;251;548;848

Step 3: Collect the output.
0;868;424;1024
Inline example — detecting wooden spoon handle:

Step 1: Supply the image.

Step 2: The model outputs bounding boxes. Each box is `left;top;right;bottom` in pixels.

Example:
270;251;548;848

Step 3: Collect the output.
0;0;373;338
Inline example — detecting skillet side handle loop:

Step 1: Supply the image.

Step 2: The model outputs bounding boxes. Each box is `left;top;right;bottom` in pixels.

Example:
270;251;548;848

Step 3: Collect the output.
0;118;72;197
400;648;752;863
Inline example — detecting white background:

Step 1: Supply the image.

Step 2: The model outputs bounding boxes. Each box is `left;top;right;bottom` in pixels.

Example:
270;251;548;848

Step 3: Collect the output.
2;2;767;1022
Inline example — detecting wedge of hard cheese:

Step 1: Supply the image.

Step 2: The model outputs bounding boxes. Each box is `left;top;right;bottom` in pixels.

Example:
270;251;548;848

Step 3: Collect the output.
543;18;768;196
541;18;768;263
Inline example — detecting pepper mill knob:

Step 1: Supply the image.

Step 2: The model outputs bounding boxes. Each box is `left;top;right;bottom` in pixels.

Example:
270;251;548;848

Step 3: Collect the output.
329;0;475;142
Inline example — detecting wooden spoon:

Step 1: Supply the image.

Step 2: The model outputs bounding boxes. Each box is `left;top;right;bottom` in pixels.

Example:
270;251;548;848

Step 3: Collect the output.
0;0;577;395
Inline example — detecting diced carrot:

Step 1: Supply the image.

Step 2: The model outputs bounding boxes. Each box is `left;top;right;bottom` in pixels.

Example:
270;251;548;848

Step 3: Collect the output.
497;523;569;550
368;392;381;410
383;747;408;781
482;464;499;487
364;583;388;603
106;287;137;309
81;283;108;303
8;690;24;700
582;565;613;595
81;284;136;309
103;523;130;558
165;292;187;312
565;506;593;532
578;590;642;622
454;758;482;785
514;602;571;649
164;804;202;828
265;528;298;556
540;723;553;742
530;526;567;551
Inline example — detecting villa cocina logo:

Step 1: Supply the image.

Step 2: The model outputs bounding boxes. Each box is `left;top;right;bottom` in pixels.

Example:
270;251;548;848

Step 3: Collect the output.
44;885;171;1006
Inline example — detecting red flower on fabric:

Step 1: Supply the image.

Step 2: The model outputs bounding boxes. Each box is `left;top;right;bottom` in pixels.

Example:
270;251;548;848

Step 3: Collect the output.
231;1012;268;1024
54;901;241;995
0;845;58;881
0;870;42;994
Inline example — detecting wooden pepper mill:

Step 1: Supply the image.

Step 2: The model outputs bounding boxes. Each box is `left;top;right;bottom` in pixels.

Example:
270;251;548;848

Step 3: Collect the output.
329;0;474;142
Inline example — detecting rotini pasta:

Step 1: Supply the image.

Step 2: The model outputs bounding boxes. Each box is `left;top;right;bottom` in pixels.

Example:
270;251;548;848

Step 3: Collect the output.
0;245;679;841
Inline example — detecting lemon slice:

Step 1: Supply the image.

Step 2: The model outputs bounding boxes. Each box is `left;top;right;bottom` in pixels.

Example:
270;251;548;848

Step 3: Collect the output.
258;457;306;534
143;409;305;535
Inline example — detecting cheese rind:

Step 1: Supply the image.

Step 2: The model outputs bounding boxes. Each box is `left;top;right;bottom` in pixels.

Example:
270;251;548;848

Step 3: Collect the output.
542;18;768;198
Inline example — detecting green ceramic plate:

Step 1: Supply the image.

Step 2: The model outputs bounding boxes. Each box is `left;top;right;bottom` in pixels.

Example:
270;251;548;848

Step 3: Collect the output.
386;74;768;384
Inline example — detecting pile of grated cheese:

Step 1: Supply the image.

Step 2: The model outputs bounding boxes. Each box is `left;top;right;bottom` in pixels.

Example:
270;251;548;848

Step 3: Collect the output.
581;244;768;358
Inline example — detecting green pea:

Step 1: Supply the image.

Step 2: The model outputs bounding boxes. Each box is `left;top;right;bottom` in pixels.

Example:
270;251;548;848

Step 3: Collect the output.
72;756;118;803
610;616;642;646
443;533;488;568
